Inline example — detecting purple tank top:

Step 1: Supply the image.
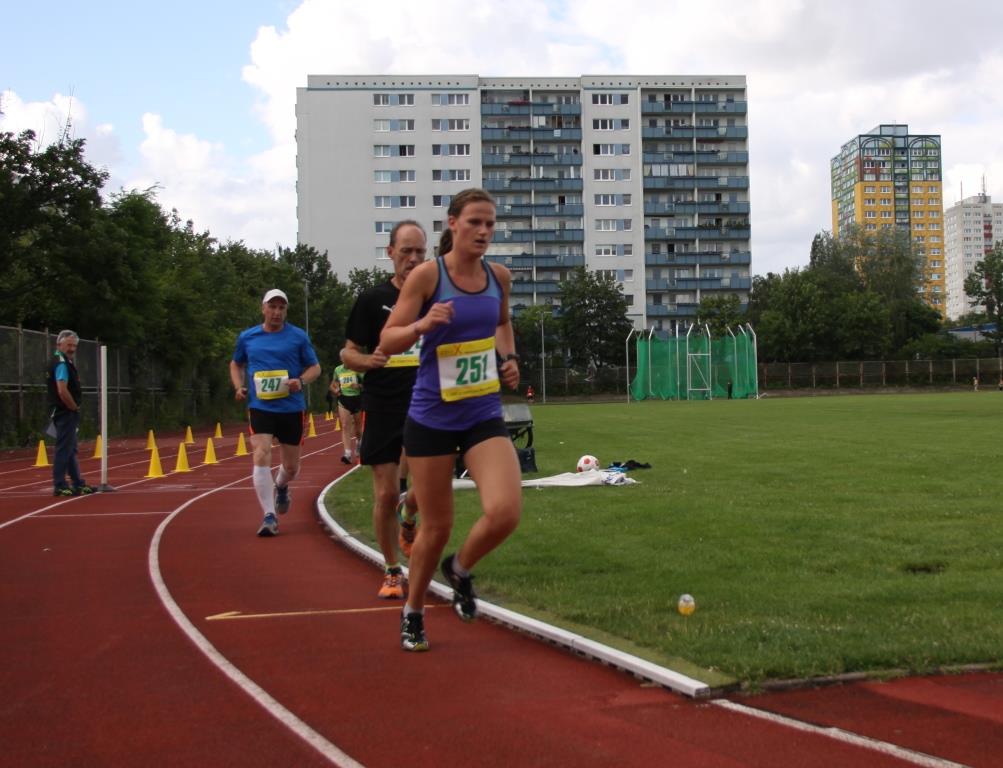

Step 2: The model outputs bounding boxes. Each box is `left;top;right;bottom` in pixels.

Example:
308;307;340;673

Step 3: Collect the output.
408;258;504;430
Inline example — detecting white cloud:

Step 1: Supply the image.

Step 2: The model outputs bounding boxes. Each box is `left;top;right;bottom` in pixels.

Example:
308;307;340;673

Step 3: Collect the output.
7;0;1003;274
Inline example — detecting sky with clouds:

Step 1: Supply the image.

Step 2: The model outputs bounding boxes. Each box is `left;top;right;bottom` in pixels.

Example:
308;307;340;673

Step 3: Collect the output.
4;0;1003;276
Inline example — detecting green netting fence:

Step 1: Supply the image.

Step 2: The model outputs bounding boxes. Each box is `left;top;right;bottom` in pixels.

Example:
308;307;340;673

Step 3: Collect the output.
630;326;759;400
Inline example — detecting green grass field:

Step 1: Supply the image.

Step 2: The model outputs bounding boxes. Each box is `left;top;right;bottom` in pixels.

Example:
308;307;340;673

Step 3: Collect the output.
325;392;1003;687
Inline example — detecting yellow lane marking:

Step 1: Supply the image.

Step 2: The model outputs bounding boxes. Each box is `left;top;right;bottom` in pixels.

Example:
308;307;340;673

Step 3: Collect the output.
205;605;440;621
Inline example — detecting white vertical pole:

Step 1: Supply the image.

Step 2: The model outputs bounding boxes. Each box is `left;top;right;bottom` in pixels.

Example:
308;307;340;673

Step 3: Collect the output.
625;329;636;404
99;345;114;492
647;326;656;399
540;317;547;404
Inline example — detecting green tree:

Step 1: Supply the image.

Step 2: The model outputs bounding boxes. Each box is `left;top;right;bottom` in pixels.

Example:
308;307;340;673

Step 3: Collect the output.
348;266;390;297
964;242;1003;355
511;304;557;370
0;129;109;327
557;267;634;369
696;293;743;337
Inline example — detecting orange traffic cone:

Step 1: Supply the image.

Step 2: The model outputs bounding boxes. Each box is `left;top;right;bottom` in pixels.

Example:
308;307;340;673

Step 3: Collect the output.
145;444;164;478
235;432;248;457
34;440;49;467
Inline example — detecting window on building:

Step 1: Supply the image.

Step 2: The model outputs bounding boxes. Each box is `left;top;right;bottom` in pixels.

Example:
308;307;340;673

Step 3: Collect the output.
398;144;415;156
400;169;416;182
398;196;415;208
398;119;415;131
432;93;469;105
433;195;452;207
374;196;392;208
374;144;391;157
375;221;394;233
373;94;390;106
595;245;616;256
374;170;392;183
374;119;390;132
595;194;616;206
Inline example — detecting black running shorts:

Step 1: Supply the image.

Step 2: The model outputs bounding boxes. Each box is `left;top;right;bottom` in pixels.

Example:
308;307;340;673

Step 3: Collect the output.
359;410;407;466
403;416;509;458
249;408;304;446
338;394;362;415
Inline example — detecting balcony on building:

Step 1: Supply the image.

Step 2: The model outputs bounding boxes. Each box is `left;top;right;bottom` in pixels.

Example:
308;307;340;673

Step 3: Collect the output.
644;250;752;266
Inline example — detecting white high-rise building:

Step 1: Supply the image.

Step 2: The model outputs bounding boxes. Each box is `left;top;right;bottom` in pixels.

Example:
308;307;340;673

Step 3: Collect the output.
296;74;752;329
944;193;1003;319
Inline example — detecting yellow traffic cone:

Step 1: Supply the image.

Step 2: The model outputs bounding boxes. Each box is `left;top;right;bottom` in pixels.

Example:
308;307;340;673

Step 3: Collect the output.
184;425;194;445
324;411;331;421
204;437;218;465
174;442;191;473
145;444;164;478
92;434;103;460
146;429;156;450
214;422;222;439
235;432;248;456
307;413;317;438
334;417;341;431
34;440;49;467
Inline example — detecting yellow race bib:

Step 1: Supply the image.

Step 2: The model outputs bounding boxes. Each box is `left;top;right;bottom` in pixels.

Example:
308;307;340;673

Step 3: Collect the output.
436;337;499;402
386;338;421;368
253;369;290;400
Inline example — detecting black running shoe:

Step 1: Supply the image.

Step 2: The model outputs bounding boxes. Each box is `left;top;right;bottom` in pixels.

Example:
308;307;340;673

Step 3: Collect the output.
441;553;477;622
400;610;429;652
274;485;291;515
53;487;74;497
72;484;97;496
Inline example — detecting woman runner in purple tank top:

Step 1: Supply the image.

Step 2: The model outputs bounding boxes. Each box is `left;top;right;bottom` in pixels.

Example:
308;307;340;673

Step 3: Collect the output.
380;188;522;652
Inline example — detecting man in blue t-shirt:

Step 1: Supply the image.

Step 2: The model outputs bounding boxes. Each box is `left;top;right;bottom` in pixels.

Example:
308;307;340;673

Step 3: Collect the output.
230;288;321;536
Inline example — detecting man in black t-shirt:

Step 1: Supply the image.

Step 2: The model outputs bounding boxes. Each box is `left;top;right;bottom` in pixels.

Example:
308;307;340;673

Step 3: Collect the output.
341;220;427;599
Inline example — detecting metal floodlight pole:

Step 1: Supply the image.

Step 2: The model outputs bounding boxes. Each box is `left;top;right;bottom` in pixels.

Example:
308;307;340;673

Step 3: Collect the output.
539;316;547;404
675;323;682;400
304;280;311;409
705;324;714;400
625;328;637;404
647;326;656;399
727;326;737;396
99;345;115;492
746;323;760;398
685;323;694;400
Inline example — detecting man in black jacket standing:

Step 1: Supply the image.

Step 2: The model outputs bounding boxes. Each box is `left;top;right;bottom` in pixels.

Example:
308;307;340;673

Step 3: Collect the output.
46;330;94;497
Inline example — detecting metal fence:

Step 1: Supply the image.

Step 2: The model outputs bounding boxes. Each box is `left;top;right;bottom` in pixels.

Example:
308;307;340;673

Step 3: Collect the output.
519;356;1003;403
758;358;1003;391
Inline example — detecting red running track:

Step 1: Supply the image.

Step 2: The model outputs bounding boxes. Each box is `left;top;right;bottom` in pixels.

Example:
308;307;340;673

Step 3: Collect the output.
1;424;1000;767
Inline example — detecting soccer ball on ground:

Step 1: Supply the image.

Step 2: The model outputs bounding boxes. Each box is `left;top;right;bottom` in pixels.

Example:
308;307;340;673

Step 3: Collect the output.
576;454;599;472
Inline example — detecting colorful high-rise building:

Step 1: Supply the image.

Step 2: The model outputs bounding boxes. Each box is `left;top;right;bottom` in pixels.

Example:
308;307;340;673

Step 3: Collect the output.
830;124;945;314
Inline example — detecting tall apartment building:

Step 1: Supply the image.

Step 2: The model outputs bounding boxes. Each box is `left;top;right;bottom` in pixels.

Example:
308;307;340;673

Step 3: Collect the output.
944;192;1003;319
830;124;945;314
296;75;752;330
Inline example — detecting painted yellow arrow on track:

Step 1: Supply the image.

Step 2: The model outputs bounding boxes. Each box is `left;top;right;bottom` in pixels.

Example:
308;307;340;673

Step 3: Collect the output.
205;605;440;621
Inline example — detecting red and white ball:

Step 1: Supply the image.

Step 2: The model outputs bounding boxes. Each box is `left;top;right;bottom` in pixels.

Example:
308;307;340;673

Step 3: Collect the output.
576;454;599;472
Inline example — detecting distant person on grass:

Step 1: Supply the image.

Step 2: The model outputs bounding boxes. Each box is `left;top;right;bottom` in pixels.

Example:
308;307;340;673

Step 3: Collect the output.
230;289;321;537
380;188;522;652
340;220;426;600
46;330;95;497
330;362;363;465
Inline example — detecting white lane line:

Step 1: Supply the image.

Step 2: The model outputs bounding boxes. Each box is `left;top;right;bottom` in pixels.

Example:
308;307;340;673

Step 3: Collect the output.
0;436;341;532
711;700;971;768
34;511;173;518
148;443;362;768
